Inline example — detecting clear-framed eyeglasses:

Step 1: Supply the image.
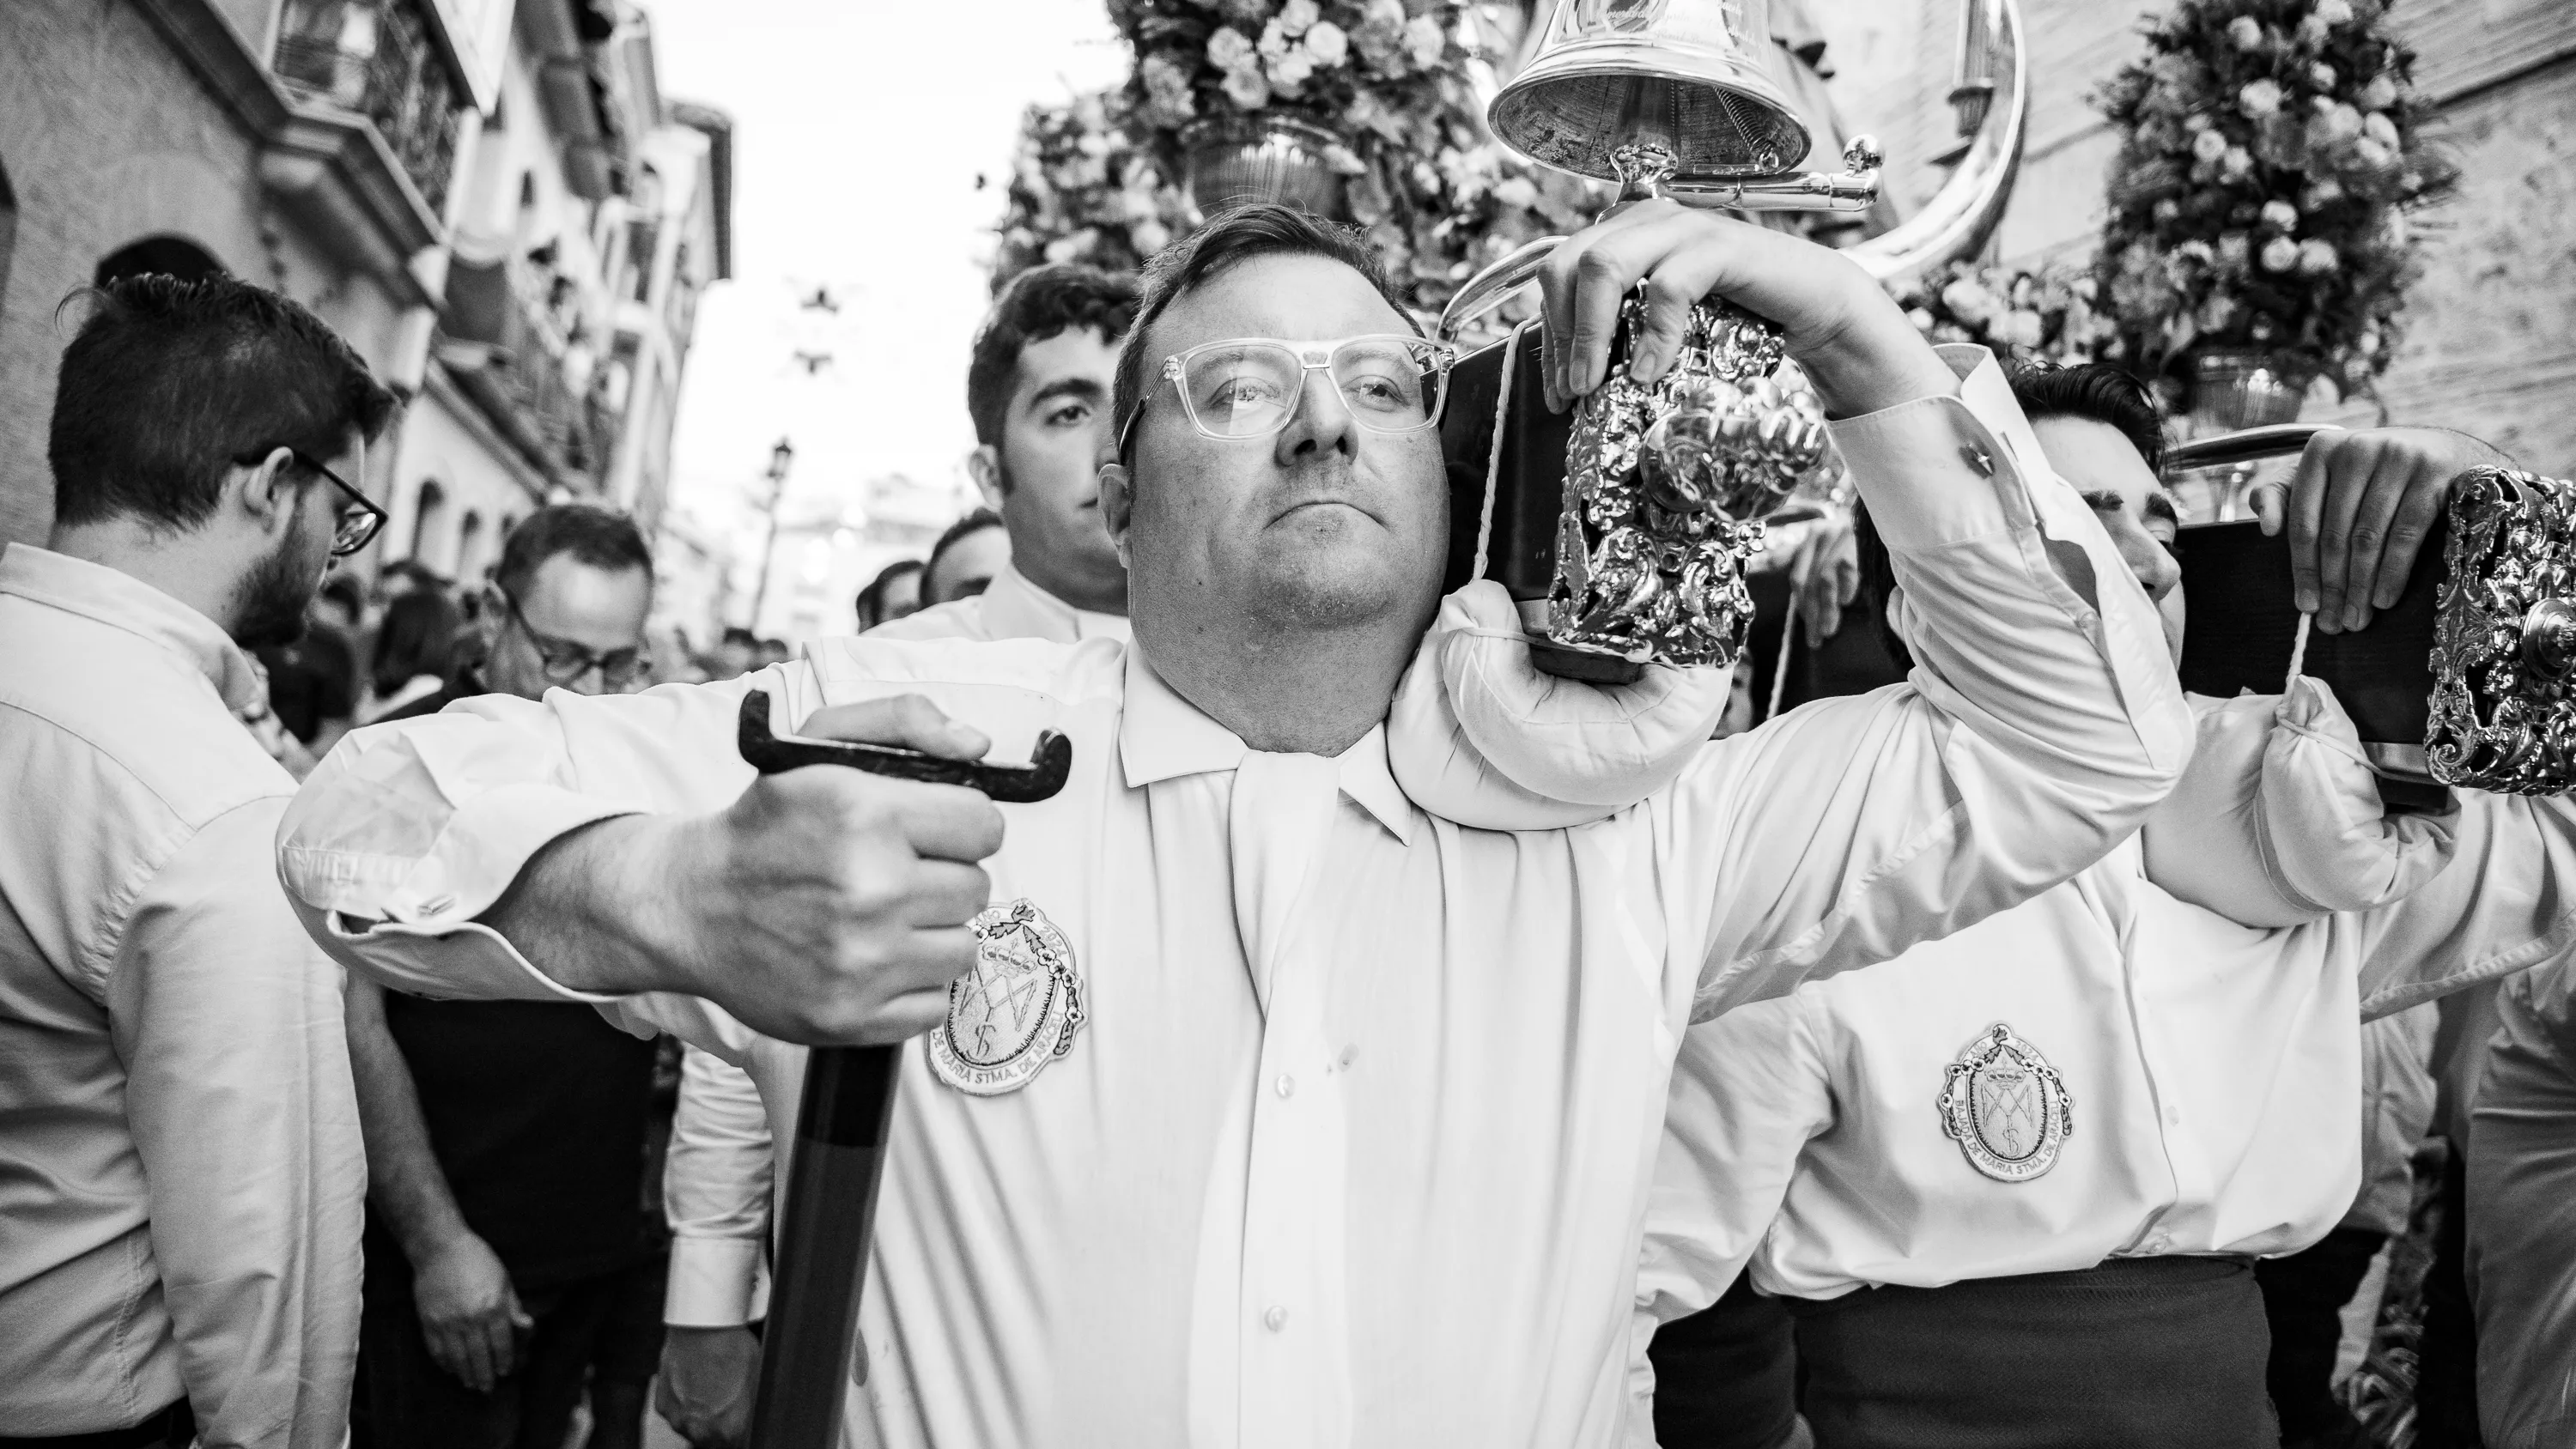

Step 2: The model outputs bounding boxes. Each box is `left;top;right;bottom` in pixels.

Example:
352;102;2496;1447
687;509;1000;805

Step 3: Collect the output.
1117;333;1460;457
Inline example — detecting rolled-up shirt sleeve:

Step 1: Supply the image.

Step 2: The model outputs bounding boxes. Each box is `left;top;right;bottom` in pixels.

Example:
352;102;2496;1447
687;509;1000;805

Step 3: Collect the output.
664;1046;776;1327
1660;347;2191;1017
113;797;364;1449
2354;792;2576;1020
276;669;794;1007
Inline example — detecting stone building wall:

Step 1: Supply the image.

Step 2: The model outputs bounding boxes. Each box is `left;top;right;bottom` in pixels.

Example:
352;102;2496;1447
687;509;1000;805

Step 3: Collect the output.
1820;0;2576;471
0;0;418;549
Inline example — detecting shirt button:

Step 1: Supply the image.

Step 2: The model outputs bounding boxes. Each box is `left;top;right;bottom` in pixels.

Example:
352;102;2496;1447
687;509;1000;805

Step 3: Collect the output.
1264;1306;1289;1332
1275;1074;1296;1098
1339;1046;1358;1070
2164;1106;2182;1126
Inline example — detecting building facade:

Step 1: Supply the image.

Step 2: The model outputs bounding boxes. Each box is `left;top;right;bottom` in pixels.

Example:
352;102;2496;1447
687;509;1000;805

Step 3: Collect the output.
0;0;730;593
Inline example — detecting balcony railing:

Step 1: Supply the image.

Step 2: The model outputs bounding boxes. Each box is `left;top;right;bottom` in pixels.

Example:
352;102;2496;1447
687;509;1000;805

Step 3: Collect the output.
271;0;463;215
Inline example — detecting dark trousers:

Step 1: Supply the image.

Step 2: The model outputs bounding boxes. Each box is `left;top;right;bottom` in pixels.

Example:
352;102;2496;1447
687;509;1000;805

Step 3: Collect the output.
2419;1143;2485;1447
360;1255;667;1449
1786;1256;2277;1449
1649;1276;1805;1449
2257;1226;2386;1447
0;1401;193;1449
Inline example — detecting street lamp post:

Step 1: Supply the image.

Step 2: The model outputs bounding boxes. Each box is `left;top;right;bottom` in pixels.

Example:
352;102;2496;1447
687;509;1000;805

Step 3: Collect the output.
747;437;796;634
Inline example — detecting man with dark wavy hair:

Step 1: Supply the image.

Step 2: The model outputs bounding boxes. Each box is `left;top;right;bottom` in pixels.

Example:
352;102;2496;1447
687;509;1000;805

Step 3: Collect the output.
1;272;396;1447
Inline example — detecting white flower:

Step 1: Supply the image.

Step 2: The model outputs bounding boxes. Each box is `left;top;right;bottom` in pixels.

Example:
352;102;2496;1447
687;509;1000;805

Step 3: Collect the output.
2154;197;2182;223
1906;306;1937;333
2303;179;2344;207
2261;235;2301;272
2316;0;2354;24
1044;235;1084;264
1208;25;1255;69
1222;65;1271;109
1142;54;1197;124
1996;310;2044;349
2353;136;2395;169
2227;15;2265;49
1131;219;1171;255
1494;176;1540;210
1258;18;1291;58
2309;63;2337;92
1303;20;1349;67
1278;0;1320;35
2191;128;2229;162
1364;0;1405;26
2239;79;2283;116
2221;145;2253;179
1404;14;1446;68
2363;110;2400;148
1321;142;1368;175
2298;239;2339;274
1267;47;1315;92
2297;13;2331;47
2329;102;2364;137
2218;231;2252;270
2358;74;2398;111
1940;276;1996;324
2198;294;2239;331
2262;198;2300;230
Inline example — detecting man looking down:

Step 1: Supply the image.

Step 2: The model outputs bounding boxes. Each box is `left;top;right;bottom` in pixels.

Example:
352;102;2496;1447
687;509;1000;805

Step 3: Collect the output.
277;201;2188;1447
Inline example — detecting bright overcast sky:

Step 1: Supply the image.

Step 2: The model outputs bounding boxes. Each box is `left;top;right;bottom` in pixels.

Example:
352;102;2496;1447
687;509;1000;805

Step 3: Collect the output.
644;0;1130;537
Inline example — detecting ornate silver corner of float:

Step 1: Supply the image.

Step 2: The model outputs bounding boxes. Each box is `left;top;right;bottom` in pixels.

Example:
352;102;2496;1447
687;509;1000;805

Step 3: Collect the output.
2428;465;2576;795
1546;288;1828;670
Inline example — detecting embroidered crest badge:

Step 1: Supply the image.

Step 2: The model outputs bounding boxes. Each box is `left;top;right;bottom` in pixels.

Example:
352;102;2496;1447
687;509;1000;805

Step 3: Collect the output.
1937;1022;2074;1183
927;900;1085;1097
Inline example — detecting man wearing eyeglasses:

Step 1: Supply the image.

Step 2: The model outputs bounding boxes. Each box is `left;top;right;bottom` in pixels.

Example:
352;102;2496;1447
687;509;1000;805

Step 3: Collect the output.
339;503;672;1449
280;203;2190;1447
0;274;395;1448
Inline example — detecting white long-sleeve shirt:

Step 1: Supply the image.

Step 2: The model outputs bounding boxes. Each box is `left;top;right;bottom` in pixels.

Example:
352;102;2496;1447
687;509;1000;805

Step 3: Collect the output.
0;544;362;1446
276;355;2190;1449
1626;782;2576;1437
661;560;1131;1328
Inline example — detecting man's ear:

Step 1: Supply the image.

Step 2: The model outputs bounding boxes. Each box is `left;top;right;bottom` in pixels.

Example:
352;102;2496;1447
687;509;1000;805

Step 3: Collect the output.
966;444;1005;511
234;446;300;537
1098;461;1135;569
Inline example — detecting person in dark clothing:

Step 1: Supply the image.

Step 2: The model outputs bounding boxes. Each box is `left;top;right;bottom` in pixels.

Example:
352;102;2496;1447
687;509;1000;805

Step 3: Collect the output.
347;503;664;1449
258;573;364;743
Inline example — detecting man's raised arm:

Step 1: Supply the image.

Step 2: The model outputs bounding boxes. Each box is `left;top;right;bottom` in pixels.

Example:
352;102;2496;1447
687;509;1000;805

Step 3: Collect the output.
1535;203;2190;1016
275;670;1003;1046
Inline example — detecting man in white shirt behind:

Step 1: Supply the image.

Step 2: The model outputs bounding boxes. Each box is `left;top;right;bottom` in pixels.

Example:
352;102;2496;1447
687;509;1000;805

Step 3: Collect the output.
653;262;1137;1447
278;201;2195;1448
0;275;398;1447
1621;379;2564;1449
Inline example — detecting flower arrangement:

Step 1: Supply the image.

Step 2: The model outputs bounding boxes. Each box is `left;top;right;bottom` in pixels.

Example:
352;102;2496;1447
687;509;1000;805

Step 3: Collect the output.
990;90;1195;288
1110;0;1564;315
2093;0;2454;395
1110;0;1469;139
1888;263;2117;368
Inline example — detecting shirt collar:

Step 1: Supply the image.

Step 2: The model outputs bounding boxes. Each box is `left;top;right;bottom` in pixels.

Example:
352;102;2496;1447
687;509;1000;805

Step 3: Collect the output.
1116;646;1414;844
0;543;264;712
981;561;1131;646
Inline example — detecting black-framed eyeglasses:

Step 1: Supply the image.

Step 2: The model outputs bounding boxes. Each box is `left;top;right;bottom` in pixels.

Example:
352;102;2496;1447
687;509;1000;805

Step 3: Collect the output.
234;446;387;555
496;585;648;688
1115;333;1459;459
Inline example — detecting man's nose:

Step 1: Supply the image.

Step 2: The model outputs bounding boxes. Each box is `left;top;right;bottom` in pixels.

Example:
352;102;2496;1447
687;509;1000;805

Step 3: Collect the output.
2129;534;2180;602
1274;370;1359;464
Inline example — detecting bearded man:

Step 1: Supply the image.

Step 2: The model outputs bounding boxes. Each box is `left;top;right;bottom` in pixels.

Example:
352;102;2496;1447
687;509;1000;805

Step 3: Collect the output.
277;201;2189;1448
1;274;397;1447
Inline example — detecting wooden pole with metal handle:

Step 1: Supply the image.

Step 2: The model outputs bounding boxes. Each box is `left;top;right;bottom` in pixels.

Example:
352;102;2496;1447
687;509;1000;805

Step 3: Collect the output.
732;691;1072;1447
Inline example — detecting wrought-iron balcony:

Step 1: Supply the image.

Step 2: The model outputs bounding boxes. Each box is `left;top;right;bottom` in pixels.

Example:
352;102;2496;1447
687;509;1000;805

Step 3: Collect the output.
439;251;620;492
270;0;464;216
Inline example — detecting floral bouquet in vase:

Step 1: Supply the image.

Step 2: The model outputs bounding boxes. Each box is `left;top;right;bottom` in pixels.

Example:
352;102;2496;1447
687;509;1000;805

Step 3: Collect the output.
2094;0;2453;418
1889;262;2118;370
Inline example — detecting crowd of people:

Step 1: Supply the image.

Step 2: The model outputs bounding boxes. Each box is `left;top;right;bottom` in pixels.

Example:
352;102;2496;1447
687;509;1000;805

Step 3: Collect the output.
3;193;2574;1449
